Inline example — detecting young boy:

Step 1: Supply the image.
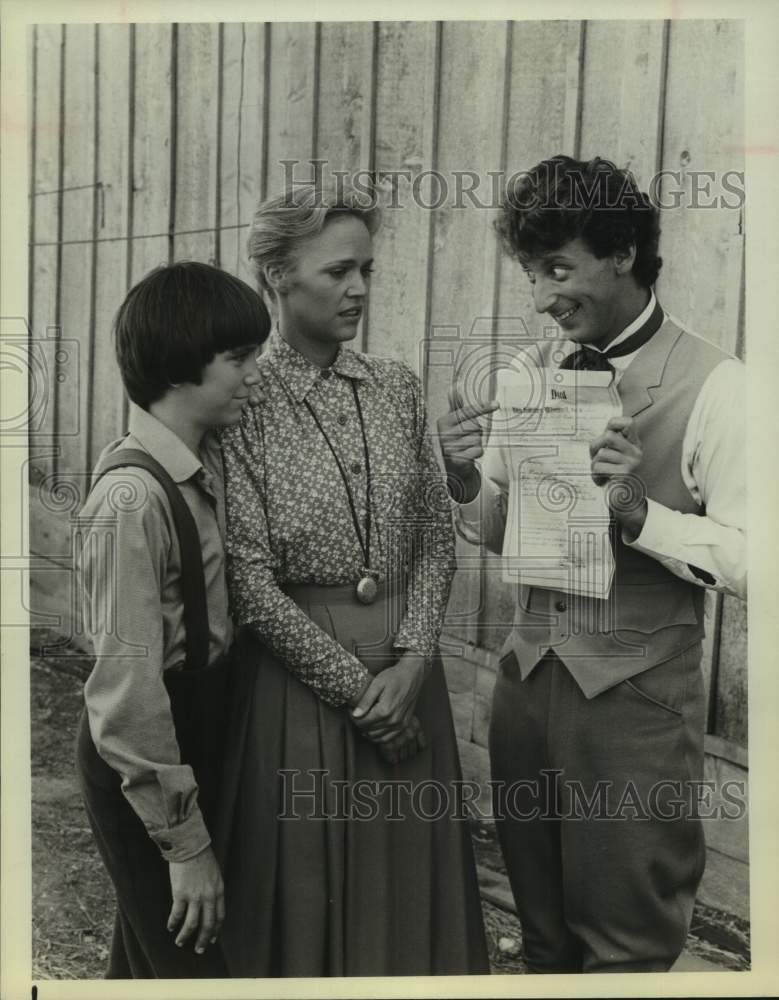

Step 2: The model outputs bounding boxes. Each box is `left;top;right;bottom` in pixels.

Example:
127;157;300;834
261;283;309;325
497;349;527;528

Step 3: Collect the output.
75;261;270;978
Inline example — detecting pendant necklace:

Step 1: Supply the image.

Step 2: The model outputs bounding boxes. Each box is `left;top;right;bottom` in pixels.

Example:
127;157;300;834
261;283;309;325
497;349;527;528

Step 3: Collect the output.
304;380;379;604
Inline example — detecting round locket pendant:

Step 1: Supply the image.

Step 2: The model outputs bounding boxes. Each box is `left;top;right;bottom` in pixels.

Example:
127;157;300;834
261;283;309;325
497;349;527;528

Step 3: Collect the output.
356;575;378;605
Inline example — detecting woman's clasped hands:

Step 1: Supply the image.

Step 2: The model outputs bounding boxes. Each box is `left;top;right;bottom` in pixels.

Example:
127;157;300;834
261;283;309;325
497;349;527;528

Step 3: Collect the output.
350;651;429;764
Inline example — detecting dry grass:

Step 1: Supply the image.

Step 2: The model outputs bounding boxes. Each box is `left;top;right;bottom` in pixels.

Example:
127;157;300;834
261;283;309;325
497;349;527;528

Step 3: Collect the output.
31;651;114;981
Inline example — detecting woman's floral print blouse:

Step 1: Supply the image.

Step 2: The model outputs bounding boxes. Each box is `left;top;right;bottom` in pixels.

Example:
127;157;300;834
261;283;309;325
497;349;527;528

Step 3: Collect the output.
220;335;456;707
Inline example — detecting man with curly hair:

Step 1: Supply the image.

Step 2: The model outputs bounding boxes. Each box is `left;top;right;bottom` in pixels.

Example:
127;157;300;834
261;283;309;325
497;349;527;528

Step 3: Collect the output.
438;156;746;972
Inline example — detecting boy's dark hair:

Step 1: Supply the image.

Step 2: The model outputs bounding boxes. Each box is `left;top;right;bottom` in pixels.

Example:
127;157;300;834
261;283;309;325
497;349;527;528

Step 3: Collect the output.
114;261;271;409
496;155;662;288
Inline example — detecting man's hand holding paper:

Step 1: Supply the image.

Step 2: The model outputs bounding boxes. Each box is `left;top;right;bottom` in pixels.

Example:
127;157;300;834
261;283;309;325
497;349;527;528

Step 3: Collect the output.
436;390;499;504
589;415;648;543
496;362;624;599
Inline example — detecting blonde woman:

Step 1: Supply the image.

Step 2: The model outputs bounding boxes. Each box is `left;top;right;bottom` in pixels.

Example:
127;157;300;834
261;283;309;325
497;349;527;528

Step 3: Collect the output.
218;184;489;977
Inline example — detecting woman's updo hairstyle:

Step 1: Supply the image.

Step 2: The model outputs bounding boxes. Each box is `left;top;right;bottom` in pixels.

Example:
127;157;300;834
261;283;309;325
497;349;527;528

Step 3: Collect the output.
247;180;382;300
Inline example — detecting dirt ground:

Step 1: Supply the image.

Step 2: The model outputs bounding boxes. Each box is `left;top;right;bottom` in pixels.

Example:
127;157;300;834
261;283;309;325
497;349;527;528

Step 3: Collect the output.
31;651;113;980
30;635;749;980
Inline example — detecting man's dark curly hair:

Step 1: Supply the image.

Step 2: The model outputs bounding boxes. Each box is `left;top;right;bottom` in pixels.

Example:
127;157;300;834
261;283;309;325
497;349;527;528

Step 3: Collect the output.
496;155;662;288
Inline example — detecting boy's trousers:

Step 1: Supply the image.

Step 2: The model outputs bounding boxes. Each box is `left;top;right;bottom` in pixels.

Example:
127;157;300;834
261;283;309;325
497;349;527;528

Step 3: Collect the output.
75;649;239;979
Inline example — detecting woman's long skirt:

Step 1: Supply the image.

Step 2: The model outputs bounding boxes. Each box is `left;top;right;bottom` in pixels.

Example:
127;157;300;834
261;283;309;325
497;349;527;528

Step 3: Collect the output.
218;579;490;977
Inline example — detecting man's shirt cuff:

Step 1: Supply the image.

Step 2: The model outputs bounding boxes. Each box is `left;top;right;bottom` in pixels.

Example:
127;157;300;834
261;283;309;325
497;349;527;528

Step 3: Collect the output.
625;498;683;556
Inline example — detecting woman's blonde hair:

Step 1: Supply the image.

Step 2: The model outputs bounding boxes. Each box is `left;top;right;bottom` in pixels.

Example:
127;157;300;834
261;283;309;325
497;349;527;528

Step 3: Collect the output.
247;181;382;297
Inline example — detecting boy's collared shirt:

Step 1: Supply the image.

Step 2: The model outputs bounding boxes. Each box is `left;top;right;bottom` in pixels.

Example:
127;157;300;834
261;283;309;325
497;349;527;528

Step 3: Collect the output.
78;405;232;862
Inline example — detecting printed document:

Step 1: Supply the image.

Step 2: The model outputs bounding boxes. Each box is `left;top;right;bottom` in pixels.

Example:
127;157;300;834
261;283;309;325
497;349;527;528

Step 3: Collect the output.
495;365;622;599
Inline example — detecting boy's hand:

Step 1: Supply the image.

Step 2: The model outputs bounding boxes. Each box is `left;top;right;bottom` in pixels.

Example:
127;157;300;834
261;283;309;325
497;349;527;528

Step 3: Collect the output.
167;845;225;953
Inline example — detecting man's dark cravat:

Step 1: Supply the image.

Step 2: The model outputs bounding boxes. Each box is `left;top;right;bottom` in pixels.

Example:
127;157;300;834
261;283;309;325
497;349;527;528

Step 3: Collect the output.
557;298;665;558
559;298;664;372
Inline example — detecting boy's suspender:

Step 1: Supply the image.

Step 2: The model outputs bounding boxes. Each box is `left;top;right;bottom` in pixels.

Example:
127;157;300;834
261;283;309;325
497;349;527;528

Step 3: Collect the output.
92;449;209;672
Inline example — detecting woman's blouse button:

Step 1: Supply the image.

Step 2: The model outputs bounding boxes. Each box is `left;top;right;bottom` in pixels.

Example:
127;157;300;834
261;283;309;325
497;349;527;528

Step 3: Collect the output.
337;414;348;426
350;462;362;475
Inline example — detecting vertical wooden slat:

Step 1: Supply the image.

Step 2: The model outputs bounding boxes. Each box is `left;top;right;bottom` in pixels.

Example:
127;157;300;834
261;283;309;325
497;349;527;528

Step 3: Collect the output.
29;24;64;484
317;21;376;348
57;24;96;478
496;20;573;336
86;25;101;468
311;23;321;162
214;24;225;268
28;25;38;340
655;19;744;355
578;20;667;185
129;23;173;286
698;589;721;728
168;23;179;265
265;23;318;196
125;26;136;295
316;22;375;174
90;24;132;464
173;23;220;263
425;20;509;419
702;590;723;732
476;22;515;652
425;21;508;645
561;21;586;157
656;20;745;743
484;20;574;648
421;21;443;379
219;22;267;286
715;597;748;746
370;21;438;372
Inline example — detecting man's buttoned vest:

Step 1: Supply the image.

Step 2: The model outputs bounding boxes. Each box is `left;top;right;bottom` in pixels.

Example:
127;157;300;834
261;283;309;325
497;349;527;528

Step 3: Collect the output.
501;314;732;697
